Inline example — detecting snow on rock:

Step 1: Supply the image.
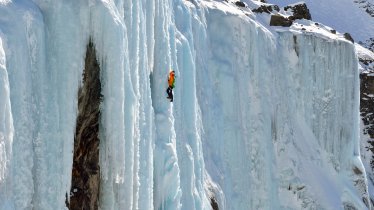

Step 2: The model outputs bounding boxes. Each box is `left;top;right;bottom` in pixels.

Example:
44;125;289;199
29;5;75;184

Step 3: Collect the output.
357;43;374;73
354;0;374;17
0;0;368;210
358;41;374;208
267;0;374;42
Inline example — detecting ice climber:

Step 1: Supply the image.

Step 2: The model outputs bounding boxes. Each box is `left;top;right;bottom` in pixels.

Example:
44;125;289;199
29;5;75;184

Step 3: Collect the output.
166;70;175;102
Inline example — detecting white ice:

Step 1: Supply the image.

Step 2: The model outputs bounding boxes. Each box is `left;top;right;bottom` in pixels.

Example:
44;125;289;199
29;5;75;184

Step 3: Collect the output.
0;0;368;210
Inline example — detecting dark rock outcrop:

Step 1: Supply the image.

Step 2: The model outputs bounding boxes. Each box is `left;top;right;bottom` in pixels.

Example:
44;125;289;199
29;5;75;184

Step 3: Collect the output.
235;1;246;7
359;43;374;209
360;57;374;67
252;5;280;13
284;3;312;20
269;3;312;27
69;40;102;210
361;73;374;140
210;197;219;210
344;32;355;43
270;14;293;27
360;64;374;210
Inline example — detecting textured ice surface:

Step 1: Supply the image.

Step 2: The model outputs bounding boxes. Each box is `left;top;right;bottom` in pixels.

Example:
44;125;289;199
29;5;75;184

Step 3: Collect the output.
0;0;367;209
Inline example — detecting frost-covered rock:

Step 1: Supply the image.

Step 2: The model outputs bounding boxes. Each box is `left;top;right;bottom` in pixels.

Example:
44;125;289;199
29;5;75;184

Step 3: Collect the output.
357;44;374;73
270;14;293;26
284;2;312;20
267;0;374;43
357;43;374;209
252;4;280;13
344;32;355;43
361;38;374;52
354;0;374;17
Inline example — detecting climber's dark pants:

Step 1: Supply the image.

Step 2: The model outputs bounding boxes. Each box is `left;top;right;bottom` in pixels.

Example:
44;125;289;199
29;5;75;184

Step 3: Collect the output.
166;86;173;102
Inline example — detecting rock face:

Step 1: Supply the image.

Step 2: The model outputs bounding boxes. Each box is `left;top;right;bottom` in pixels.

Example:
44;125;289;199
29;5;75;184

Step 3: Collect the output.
354;0;374;17
252;4;280;13
361;73;374;148
235;1;246;7
362;38;374;52
284;3;312;20
270;14;293;27
269;3;312;27
360;49;374;207
344;33;355;43
69;40;102;210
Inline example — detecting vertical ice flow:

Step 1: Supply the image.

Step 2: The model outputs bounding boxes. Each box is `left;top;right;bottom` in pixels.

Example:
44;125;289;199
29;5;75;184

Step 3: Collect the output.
0;0;367;210
0;34;14;209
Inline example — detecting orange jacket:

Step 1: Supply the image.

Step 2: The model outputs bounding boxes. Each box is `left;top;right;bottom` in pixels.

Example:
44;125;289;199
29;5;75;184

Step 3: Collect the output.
168;71;175;88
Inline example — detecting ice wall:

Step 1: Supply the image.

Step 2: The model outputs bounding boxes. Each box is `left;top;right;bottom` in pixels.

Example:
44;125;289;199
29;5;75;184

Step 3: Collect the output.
195;2;364;208
0;30;14;210
274;33;365;209
0;0;367;210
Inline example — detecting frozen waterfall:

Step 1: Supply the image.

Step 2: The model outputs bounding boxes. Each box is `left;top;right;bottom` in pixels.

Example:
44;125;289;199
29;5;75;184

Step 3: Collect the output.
0;0;368;210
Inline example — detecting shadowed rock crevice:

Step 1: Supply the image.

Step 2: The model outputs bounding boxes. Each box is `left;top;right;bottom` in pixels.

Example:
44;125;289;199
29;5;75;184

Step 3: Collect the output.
69;39;102;210
210;197;219;210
